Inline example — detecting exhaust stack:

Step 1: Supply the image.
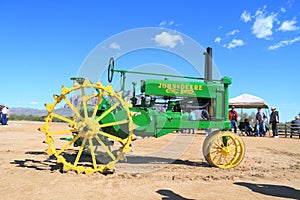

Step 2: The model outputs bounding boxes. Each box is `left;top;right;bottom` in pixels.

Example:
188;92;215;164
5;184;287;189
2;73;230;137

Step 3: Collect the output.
205;47;212;82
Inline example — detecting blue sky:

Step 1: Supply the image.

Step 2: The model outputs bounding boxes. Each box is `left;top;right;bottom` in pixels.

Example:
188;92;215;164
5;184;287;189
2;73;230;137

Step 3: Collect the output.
0;0;299;122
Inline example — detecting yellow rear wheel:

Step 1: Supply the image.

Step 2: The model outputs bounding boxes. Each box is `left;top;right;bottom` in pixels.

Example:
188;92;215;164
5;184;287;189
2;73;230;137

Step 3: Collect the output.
202;132;245;168
39;79;134;174
202;130;219;162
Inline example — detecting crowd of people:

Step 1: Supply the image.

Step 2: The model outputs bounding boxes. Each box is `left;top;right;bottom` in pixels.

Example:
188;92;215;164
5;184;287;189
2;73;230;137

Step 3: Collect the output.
229;106;277;137
181;103;300;138
229;105;299;138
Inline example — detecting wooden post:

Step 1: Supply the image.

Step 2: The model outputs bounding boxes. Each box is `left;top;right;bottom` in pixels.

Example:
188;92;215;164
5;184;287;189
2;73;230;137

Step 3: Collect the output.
284;123;287;138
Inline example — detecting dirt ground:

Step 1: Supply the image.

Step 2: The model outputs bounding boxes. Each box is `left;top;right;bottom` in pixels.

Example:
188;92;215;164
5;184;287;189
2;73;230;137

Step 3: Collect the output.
0;121;299;200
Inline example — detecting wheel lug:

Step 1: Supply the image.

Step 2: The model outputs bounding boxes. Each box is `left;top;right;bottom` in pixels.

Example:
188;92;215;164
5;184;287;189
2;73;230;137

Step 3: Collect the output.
83;126;89;132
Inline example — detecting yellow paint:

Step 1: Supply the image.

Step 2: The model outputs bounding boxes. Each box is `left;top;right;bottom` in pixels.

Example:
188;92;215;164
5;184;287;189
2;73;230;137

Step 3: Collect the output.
39;79;134;174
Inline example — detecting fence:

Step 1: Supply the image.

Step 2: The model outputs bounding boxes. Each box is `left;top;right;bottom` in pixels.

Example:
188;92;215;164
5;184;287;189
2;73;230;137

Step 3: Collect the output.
238;122;300;138
277;123;300;138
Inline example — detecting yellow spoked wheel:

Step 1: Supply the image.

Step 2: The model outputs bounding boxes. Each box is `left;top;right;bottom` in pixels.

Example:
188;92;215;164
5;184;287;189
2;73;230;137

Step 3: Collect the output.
39;78;135;174
202;132;245;168
202;130;220;161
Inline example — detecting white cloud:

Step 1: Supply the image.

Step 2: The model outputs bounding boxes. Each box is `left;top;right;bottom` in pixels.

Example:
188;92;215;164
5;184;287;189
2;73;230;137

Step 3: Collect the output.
159;20;180;27
159;21;167;27
268;36;300;50
241;11;251;23
277;19;299;32
280;7;286;13
175;23;183;27
226;39;245;49
254;6;265;17
252;12;277;39
109;42;121;50
30;102;39;105
214;37;221;43
153;32;184;48
226;29;239;36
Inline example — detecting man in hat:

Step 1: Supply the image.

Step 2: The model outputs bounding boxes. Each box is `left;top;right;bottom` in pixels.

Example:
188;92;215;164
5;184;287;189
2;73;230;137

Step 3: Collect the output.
229;106;238;133
291;116;300;138
269;107;279;138
255;107;267;137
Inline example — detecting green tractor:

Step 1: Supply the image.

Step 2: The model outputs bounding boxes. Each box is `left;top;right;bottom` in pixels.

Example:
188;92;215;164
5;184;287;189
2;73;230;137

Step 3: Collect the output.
39;47;245;174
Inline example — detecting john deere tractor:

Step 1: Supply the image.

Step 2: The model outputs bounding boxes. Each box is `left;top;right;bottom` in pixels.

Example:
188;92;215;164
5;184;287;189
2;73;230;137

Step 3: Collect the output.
39;47;245;174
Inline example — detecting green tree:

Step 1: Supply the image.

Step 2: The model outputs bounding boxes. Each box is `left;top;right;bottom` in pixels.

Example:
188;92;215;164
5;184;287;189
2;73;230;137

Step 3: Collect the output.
239;111;256;124
9;114;67;122
239;112;249;122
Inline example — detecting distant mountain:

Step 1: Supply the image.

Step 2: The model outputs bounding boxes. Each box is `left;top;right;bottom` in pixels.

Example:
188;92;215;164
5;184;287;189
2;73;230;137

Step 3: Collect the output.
9;90;167;117
63;95;98;109
10;107;74;117
63;90;134;109
9;91;132;117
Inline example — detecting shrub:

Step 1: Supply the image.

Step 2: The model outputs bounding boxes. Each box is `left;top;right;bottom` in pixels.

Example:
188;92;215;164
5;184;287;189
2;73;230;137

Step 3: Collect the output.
9;114;67;122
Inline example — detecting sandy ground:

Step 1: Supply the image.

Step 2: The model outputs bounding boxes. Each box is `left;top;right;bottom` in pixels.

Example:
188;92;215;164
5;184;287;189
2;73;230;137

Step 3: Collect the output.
0;121;299;200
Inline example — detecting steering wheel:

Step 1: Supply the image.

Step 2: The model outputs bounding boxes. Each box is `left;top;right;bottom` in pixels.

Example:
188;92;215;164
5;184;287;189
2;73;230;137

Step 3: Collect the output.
107;57;114;83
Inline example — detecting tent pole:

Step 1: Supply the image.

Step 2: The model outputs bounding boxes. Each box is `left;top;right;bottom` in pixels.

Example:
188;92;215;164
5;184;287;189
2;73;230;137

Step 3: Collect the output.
241;108;243;121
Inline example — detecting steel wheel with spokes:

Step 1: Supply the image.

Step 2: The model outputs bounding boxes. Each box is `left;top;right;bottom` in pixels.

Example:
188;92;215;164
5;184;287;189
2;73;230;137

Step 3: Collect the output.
39;78;134;174
202;132;245;168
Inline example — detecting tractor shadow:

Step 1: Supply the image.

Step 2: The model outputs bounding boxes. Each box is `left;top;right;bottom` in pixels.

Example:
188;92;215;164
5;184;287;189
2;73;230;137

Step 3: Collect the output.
119;155;209;167
234;182;300;199
11;150;98;173
10;150;210;173
11;151;62;172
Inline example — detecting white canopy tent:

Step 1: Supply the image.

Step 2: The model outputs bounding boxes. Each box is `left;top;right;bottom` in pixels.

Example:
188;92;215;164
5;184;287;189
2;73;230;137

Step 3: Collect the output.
229;93;270;125
229;93;269;109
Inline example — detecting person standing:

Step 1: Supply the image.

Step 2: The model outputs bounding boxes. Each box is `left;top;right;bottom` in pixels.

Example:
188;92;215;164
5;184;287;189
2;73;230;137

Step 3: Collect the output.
229;106;238;134
188;110;196;134
269;107;279;138
255;107;266;137
290;116;300;138
6;107;10;124
1;106;8;125
0;108;2;124
201;106;211;136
